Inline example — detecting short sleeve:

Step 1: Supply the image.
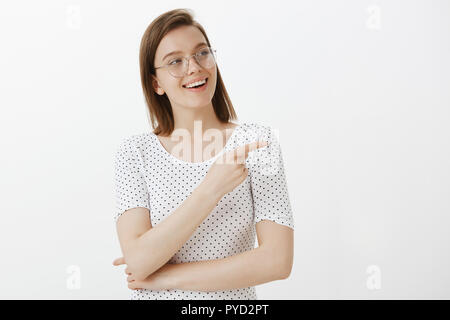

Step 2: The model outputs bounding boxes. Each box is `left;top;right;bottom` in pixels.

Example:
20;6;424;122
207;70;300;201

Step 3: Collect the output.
113;137;151;222
247;125;294;230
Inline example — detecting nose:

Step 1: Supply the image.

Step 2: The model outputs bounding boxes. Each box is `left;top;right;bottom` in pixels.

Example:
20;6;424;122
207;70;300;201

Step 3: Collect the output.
186;55;202;74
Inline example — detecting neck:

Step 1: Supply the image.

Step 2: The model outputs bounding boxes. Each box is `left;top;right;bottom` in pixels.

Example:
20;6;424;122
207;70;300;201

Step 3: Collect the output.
171;101;229;138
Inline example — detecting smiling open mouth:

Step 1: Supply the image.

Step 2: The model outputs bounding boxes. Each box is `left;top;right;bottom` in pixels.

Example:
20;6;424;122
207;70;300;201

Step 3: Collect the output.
183;78;208;89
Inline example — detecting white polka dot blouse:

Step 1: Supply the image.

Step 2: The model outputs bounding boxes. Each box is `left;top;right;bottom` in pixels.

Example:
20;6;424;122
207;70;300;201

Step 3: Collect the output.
113;121;294;300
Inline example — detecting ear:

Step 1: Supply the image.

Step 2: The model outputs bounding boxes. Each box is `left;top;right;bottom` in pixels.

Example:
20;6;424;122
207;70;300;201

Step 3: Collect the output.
152;76;165;95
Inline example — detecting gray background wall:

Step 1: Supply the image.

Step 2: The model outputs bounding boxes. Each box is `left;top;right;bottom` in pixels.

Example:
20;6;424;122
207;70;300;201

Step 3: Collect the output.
0;0;448;299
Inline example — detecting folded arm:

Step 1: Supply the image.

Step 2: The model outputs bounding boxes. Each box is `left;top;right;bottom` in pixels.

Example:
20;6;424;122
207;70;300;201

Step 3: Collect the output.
166;220;293;292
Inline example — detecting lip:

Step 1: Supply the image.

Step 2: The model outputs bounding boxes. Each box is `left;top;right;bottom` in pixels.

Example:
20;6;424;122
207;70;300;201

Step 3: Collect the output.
182;76;208;87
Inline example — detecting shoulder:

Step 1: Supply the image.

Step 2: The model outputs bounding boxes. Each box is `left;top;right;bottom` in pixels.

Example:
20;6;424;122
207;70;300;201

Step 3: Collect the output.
114;132;154;159
238;121;276;140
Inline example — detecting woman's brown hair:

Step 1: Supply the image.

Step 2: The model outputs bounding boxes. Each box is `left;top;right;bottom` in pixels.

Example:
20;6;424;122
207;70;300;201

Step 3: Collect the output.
139;8;238;136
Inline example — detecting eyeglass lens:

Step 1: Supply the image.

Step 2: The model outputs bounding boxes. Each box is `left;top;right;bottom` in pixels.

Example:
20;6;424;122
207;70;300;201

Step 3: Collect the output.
167;47;216;77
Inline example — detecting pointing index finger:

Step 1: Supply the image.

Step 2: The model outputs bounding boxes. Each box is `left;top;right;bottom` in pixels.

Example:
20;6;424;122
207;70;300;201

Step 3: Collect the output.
235;140;269;163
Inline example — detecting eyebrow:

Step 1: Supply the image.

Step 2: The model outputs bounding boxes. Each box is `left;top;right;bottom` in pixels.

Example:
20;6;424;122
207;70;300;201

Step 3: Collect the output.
162;42;208;62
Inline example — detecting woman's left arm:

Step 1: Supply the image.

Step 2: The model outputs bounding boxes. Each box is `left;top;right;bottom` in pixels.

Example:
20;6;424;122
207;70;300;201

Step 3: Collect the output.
172;220;293;291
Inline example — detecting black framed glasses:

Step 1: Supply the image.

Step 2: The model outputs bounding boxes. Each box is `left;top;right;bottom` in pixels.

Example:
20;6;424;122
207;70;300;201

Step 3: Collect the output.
154;46;217;78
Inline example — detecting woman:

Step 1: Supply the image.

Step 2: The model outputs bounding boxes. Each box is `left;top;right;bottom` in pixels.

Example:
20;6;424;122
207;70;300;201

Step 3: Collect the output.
112;8;294;300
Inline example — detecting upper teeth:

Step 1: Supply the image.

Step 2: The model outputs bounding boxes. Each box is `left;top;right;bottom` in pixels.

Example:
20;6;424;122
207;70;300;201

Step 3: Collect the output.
185;79;206;88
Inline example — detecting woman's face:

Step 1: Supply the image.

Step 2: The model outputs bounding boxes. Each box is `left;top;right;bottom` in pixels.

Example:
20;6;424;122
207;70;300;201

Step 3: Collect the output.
152;25;217;109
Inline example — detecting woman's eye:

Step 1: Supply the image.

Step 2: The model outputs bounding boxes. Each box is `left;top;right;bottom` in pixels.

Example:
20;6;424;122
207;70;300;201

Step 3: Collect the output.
169;59;182;65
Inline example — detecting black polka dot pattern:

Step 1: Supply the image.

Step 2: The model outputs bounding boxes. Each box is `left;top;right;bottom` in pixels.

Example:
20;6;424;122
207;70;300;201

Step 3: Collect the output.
113;122;294;300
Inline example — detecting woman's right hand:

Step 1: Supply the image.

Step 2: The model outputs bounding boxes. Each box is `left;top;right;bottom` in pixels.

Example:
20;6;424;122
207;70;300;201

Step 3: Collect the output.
200;140;269;198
